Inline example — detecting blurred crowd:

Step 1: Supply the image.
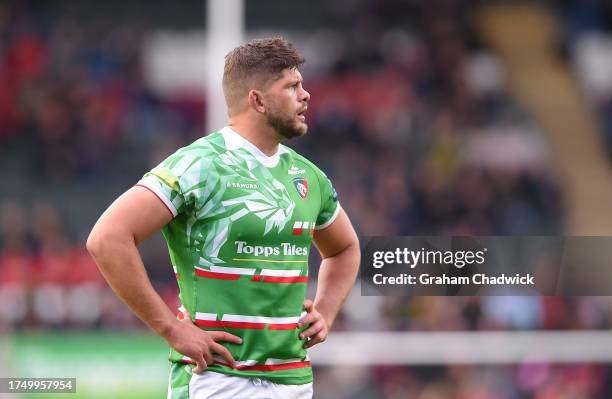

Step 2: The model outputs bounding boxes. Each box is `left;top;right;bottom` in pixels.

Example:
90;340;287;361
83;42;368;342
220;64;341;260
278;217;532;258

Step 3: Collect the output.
315;363;612;399
0;3;203;180
561;0;612;158
1;0;611;398
294;3;562;236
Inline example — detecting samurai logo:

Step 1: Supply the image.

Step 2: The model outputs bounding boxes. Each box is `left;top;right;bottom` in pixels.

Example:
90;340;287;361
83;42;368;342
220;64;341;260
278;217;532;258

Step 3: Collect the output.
293;177;308;199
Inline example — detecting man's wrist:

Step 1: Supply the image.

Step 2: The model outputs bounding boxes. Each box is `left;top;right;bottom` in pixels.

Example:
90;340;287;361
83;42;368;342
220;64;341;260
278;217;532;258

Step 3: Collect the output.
315;306;335;330
158;318;181;341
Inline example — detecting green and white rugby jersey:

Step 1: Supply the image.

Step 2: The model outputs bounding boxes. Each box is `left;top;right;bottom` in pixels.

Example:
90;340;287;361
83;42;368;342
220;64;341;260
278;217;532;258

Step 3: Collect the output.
137;127;339;385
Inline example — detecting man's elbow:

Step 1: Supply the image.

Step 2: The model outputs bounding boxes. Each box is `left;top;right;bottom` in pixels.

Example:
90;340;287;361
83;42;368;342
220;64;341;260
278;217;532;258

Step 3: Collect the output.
87;223;136;258
348;231;360;255
353;241;361;263
86;225;120;259
86;228;105;259
349;239;361;268
338;236;360;270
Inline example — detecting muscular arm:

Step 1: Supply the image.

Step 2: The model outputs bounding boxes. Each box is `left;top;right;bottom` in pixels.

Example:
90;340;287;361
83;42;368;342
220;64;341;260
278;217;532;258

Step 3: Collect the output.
87;186;240;372
87;186;177;337
299;208;360;347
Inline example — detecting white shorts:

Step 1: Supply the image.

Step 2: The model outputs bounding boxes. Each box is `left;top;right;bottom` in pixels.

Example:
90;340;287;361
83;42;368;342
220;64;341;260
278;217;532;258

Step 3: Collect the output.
189;370;313;399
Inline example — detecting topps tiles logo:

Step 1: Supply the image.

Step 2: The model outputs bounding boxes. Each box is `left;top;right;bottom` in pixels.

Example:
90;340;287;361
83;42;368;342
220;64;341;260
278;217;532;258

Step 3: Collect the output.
235;241;308;256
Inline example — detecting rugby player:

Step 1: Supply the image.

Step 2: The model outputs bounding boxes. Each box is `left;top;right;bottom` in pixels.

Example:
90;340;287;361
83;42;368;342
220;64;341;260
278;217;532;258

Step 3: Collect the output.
87;37;360;399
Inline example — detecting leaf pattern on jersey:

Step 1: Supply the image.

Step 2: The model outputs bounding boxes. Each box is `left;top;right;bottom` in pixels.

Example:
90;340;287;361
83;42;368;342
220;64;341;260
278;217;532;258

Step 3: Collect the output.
222;178;295;235
186;146;295;267
219;148;295;235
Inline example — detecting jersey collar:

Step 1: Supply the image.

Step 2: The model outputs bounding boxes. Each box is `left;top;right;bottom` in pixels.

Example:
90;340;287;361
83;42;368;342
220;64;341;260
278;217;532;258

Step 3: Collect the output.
221;126;286;168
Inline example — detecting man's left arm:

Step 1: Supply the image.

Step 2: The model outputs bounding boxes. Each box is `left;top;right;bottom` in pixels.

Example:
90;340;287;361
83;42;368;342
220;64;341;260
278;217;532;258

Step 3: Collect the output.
299;208;360;348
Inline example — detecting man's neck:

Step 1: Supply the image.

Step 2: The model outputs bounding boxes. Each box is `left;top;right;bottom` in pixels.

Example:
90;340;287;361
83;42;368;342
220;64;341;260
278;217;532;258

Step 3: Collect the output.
228;118;281;157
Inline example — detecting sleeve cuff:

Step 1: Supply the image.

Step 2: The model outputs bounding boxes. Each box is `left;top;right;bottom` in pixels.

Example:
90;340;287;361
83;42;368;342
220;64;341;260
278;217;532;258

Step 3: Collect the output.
315;204;341;230
135;179;178;217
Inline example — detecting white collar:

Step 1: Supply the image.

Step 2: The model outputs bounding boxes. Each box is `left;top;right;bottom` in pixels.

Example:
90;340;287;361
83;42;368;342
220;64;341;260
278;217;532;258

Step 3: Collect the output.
221;126;286;168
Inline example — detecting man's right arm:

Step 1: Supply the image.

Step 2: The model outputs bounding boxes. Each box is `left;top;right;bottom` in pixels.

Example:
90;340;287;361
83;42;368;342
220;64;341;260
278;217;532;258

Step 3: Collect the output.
86;186;241;373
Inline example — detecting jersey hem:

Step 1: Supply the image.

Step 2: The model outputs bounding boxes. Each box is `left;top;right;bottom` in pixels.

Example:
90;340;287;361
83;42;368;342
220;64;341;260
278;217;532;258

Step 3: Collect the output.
175;363;314;385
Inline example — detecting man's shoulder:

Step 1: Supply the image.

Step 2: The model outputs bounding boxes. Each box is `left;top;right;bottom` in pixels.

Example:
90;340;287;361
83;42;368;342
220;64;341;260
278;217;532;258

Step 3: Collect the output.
155;131;228;177
169;131;227;162
175;131;226;157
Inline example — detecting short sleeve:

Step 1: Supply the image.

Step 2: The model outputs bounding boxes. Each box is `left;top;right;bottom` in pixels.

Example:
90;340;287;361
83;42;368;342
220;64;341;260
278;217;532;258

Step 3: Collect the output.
136;152;193;217
315;172;340;230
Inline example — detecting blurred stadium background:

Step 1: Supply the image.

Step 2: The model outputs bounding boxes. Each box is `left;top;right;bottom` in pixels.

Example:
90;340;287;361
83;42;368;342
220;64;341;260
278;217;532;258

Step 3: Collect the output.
1;0;612;397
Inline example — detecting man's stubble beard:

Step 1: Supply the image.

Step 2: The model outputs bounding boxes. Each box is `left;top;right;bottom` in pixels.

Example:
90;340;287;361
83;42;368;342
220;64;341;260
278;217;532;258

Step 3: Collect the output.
266;108;307;140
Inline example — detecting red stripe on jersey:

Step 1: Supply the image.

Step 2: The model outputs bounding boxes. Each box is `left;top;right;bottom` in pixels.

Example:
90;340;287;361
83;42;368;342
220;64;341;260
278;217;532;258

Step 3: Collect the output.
247;361;311;371
195;269;240;280
262;276;308;283
268;323;299;330
215;361;311;372
292;228;303;235
195;320;223;328
197;320;266;330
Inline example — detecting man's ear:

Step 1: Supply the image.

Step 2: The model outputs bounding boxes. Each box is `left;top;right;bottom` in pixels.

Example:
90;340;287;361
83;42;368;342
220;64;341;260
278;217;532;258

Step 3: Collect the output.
248;90;266;114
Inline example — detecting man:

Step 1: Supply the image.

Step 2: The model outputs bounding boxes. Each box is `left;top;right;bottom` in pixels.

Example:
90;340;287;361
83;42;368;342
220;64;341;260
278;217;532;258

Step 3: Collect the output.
87;37;360;399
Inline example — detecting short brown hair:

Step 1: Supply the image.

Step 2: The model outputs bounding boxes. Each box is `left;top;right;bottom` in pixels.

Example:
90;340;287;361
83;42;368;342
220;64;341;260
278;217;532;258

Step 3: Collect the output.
222;37;305;116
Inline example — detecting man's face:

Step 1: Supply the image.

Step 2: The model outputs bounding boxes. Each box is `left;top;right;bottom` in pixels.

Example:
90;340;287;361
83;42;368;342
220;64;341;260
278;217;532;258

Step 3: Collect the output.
262;68;310;139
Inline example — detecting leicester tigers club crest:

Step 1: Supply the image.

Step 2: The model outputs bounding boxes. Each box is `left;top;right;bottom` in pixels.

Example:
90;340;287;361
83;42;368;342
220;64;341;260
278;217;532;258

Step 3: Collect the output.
292;177;308;199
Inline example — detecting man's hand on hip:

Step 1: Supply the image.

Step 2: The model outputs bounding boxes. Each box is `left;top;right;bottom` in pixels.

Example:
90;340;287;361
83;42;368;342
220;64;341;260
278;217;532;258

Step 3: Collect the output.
164;313;243;374
298;299;330;349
